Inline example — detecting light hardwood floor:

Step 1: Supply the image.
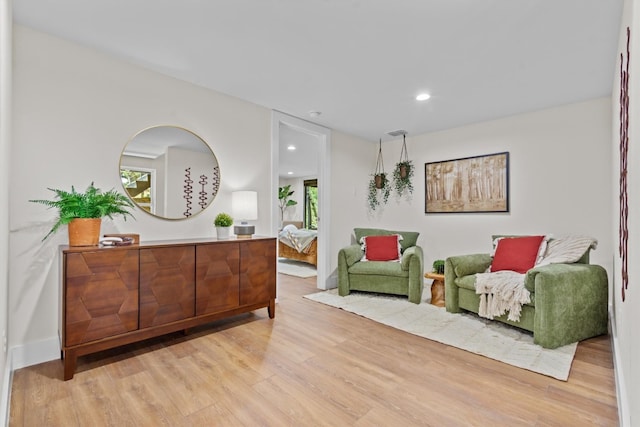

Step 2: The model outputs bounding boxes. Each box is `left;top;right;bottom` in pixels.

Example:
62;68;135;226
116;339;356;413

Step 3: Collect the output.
9;274;618;426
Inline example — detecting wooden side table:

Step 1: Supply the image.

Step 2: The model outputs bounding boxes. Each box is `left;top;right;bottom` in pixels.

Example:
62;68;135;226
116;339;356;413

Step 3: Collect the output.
424;272;445;307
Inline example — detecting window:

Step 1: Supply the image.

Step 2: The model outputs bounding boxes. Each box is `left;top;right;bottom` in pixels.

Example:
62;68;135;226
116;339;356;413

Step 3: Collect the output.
304;179;318;230
120;167;155;213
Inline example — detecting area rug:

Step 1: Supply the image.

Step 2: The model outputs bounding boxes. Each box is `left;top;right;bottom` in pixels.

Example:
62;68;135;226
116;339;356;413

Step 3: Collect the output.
304;288;577;380
278;258;317;278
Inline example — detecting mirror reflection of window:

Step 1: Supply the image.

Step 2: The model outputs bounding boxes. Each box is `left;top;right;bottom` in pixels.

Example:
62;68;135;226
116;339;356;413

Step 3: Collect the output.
120;126;219;220
121;168;155;214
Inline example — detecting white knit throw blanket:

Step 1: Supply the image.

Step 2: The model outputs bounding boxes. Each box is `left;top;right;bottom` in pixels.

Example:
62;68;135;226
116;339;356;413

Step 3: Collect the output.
475;271;530;322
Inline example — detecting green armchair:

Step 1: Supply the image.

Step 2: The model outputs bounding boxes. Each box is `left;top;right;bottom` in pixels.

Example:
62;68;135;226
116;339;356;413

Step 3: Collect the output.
445;244;608;349
338;228;424;304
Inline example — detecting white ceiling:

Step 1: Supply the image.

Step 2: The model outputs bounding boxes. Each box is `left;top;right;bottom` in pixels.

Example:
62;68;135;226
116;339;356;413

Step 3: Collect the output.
13;1;624;176
278;124;320;178
124;126;214;159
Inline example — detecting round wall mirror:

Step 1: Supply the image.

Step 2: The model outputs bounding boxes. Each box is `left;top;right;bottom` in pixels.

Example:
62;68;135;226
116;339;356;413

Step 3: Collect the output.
120;126;220;220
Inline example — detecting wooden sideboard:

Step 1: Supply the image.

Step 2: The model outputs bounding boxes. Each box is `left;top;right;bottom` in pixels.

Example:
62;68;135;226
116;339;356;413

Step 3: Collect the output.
60;237;276;380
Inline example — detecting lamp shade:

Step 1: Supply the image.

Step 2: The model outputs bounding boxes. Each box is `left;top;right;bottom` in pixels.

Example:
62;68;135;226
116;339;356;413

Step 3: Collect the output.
232;191;258;221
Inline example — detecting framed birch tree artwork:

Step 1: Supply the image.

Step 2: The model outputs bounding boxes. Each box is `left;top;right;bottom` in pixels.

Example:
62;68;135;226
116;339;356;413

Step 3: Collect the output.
425;152;509;213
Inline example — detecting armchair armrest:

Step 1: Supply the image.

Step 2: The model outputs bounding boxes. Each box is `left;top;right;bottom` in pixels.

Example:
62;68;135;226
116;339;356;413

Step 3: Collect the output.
445;253;492;313
446;253;492;278
339;244;364;268
401;246;424;304
525;263;605;293
338;244;364;297
526;263;608;348
400;246;423;271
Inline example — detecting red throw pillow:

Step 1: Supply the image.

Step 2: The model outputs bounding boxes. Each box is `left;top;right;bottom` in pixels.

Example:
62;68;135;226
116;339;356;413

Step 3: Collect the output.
363;235;401;261
490;235;545;273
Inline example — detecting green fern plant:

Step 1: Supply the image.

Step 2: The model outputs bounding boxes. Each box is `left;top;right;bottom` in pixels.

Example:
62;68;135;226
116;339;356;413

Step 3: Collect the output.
30;183;135;240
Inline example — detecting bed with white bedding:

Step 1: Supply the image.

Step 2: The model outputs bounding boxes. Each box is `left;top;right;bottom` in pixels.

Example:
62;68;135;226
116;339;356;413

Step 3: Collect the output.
278;223;318;266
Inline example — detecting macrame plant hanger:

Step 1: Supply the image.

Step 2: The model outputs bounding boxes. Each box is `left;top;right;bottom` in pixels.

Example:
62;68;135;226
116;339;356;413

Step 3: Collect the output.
374;139;385;189
399;134;409;178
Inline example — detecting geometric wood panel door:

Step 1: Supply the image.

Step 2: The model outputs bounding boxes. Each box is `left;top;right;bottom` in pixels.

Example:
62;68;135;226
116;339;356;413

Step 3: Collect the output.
239;239;276;306
139;246;195;328
64;249;139;346
195;243;240;316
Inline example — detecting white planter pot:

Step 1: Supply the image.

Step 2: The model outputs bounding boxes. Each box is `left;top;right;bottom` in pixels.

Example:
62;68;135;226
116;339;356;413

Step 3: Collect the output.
216;226;232;240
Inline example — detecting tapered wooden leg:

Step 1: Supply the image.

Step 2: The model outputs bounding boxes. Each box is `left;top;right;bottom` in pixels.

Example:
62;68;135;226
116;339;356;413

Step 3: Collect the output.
268;299;276;318
63;350;77;381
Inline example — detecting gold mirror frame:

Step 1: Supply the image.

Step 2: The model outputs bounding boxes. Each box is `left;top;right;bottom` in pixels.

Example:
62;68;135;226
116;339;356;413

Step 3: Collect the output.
119;125;220;220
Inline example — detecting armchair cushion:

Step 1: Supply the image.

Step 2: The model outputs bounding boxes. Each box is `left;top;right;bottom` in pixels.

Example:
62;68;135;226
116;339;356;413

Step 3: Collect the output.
354;228;419;253
349;261;409;278
490;235;545;273
360;234;402;261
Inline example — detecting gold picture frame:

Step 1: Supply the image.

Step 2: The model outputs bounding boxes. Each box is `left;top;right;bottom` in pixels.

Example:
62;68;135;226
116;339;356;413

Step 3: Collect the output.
425;152;509;213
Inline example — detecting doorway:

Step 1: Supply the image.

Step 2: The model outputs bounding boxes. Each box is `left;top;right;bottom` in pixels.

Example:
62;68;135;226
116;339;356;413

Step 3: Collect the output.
271;111;331;290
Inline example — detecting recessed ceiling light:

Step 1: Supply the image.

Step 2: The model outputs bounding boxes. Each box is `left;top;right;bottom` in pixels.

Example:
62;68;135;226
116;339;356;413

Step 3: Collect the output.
287;171;293;175
416;93;431;101
287;145;296;150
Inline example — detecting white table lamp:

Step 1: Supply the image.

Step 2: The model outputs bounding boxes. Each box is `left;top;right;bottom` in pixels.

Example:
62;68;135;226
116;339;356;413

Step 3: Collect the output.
232;191;258;238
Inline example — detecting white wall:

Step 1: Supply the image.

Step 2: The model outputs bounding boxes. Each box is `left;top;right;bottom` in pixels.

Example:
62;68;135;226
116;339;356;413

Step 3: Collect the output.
328;131;378;274
329;98;612;276
10;25;272;365
0;0;11;421
611;0;639;424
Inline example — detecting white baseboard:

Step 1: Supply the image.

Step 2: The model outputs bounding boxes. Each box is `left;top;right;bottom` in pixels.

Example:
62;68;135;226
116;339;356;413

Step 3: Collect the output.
0;337;59;426
0;350;11;427
610;313;629;427
10;336;59;371
323;270;338;290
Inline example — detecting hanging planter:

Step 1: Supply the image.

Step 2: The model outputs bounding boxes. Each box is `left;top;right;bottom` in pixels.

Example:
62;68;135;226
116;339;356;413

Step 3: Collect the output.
367;139;391;211
393;134;414;196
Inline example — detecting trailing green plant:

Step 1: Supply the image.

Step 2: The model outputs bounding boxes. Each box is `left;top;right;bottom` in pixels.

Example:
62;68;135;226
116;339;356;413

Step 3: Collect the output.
29;183;135;241
392;160;414;196
432;259;445;274
367;139;391;212
367;173;391;211
278;185;298;221
393;134;414;196
213;212;233;227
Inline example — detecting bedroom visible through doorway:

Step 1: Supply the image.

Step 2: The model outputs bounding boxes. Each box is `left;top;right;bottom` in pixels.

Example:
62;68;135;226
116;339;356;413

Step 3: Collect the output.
271;111;331;290
277;125;319;280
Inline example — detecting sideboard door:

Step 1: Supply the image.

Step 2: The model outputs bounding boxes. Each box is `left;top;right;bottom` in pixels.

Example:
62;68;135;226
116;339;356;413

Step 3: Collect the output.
195;243;240;315
64;249;139;346
140;246;195;328
239;240;276;306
